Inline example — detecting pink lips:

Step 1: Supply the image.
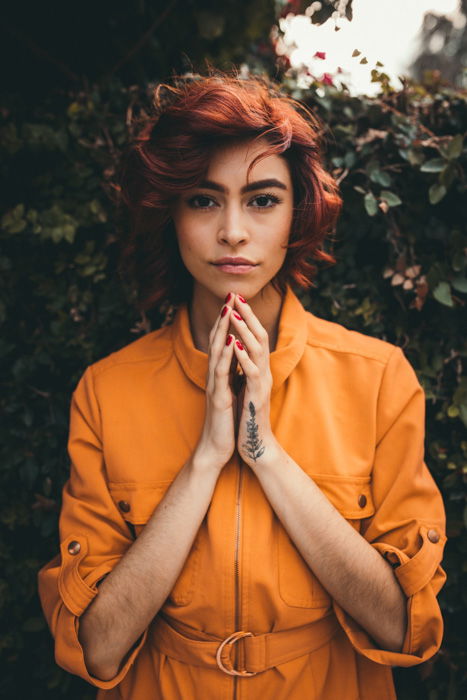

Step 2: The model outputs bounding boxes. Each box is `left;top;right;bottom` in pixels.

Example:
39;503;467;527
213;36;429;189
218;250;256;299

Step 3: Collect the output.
212;257;258;274
214;263;256;274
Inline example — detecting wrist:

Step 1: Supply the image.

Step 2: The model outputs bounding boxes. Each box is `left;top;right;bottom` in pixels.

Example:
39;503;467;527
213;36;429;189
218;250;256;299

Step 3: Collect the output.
243;434;282;471
189;448;226;476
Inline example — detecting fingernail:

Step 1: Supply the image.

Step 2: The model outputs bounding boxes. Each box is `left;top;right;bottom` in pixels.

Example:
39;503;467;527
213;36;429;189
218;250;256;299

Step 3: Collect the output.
233;312;243;321
238;295;247;303
221;305;229;317
226;334;233;346
224;292;232;303
236;340;244;350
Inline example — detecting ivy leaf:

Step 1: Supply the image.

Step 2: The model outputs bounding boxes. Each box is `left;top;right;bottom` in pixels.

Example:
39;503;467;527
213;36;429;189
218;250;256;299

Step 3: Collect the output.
433;281;454;307
380;190;402;207
364;192;378;216
420;158;447;173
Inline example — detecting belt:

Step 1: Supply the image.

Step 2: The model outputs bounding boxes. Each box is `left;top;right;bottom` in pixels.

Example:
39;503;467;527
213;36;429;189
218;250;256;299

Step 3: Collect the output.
151;614;341;677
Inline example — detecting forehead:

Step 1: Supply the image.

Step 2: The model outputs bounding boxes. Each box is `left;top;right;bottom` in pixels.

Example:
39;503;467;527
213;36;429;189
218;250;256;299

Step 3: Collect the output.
206;138;291;182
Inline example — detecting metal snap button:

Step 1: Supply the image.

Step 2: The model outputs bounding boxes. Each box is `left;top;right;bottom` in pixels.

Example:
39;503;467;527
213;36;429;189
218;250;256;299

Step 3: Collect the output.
427;528;440;543
118;500;131;513
358;494;367;508
68;540;81;555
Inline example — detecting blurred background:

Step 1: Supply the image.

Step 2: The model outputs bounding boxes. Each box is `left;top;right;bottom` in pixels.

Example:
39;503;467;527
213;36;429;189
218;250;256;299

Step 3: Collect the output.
1;1;466;697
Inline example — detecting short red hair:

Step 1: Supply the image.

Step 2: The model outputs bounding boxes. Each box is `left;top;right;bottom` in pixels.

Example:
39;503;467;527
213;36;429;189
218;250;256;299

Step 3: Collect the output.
118;69;342;311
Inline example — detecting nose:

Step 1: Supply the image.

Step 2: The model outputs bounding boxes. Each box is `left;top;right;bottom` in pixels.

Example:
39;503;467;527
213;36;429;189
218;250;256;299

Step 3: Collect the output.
217;203;250;246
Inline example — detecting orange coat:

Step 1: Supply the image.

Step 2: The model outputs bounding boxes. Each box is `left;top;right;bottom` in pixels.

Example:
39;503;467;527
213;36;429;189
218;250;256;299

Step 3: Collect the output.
38;285;447;699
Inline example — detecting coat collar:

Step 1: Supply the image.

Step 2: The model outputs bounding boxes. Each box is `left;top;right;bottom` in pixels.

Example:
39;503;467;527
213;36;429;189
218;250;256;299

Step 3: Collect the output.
172;285;308;394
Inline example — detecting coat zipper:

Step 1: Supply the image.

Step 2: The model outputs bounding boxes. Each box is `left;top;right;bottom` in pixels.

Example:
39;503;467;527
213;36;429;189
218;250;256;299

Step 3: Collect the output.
233;459;244;700
233;373;245;700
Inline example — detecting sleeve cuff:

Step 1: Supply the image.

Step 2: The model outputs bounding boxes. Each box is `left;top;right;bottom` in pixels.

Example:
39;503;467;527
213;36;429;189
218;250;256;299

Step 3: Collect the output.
54;534;148;688
332;526;447;667
54;604;148;689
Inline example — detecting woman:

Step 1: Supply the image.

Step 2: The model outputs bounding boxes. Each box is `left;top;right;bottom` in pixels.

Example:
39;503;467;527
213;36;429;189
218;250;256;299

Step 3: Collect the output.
38;71;447;699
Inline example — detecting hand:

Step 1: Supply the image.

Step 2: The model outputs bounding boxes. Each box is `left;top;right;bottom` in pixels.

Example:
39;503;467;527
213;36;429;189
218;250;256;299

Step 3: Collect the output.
229;294;277;470
194;295;237;471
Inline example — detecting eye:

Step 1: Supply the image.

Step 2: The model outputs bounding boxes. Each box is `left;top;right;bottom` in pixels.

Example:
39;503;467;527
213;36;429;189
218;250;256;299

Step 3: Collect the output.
250;193;282;209
187;194;217;209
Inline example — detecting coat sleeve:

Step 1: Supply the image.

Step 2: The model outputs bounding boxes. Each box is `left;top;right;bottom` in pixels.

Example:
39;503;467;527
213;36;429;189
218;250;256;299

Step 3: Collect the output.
332;345;447;667
37;365;148;689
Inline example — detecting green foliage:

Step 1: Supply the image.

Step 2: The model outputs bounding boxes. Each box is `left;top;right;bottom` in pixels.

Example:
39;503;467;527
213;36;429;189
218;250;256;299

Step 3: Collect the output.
292;72;467;699
1;69;466;697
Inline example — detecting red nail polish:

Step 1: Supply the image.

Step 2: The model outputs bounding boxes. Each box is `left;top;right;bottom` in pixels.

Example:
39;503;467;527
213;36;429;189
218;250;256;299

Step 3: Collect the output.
224;292;232;303
236;340;244;350
233;312;243;321
221;305;228;317
226;334;233;346
238;295;247;303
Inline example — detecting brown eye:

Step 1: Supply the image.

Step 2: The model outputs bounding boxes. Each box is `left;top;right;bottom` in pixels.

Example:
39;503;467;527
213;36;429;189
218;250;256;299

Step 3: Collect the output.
250;193;281;208
187;195;217;209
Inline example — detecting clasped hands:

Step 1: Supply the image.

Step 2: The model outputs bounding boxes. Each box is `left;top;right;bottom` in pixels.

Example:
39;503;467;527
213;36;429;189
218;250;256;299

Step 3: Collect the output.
204;291;280;471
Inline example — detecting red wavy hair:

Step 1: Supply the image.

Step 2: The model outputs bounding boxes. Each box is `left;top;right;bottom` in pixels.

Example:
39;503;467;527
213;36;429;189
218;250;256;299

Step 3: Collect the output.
118;69;342;311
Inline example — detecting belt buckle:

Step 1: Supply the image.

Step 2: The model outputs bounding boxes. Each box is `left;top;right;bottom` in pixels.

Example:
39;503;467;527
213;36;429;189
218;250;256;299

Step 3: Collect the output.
216;631;257;677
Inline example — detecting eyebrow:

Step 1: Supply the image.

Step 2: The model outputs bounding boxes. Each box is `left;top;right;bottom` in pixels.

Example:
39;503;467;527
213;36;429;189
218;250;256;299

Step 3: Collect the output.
197;178;288;194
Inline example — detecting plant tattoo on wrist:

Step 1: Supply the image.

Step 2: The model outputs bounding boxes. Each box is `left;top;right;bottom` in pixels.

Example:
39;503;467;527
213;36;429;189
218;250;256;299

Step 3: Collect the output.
242;401;265;461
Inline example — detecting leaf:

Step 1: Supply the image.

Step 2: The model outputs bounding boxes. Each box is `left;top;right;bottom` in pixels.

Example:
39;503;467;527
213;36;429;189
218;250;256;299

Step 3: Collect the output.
1;203;26;234
429;183;447;204
420;158;447;173
451;276;467;293
460;404;467;428
432;281;454;307
369;169;391;186
380;190;402;207
447;134;463;160
352;49;361;57
364;192;378;216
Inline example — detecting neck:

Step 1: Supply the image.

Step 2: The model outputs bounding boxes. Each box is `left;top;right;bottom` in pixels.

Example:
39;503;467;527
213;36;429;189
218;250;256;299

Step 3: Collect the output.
188;283;285;354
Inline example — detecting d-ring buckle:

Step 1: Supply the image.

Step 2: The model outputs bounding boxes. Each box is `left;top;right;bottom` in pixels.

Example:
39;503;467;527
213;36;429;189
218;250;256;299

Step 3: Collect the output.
216;631;257;677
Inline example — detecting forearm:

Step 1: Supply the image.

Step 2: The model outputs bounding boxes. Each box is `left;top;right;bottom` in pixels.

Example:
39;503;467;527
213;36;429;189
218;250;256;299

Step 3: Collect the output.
78;453;220;680
253;443;407;652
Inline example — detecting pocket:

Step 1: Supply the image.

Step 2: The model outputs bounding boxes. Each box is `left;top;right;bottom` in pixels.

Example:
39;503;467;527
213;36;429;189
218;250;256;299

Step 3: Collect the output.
277;474;375;609
108;481;200;607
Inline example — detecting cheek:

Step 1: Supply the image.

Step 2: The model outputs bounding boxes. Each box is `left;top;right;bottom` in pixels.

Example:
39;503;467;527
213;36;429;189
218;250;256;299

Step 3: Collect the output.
176;227;207;262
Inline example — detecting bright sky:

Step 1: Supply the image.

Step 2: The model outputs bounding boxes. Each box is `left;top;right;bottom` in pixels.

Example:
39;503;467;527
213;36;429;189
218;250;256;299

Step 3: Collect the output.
281;0;462;95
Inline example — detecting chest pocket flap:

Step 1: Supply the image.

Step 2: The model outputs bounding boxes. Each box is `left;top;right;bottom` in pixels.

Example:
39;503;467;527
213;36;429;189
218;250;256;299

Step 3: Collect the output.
108;481;172;527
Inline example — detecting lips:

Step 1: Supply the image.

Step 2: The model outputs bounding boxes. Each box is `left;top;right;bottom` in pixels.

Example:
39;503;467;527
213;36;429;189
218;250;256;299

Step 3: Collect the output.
212;257;258;266
212;262;257;275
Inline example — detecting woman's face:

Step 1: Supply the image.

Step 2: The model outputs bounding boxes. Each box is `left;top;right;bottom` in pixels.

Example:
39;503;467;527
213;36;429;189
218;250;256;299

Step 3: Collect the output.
170;138;294;303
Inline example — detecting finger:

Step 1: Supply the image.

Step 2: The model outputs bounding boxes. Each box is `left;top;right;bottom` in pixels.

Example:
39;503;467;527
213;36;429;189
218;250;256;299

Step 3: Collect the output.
232;338;260;381
229;309;262;358
208;298;235;358
233;295;269;349
213;333;236;394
